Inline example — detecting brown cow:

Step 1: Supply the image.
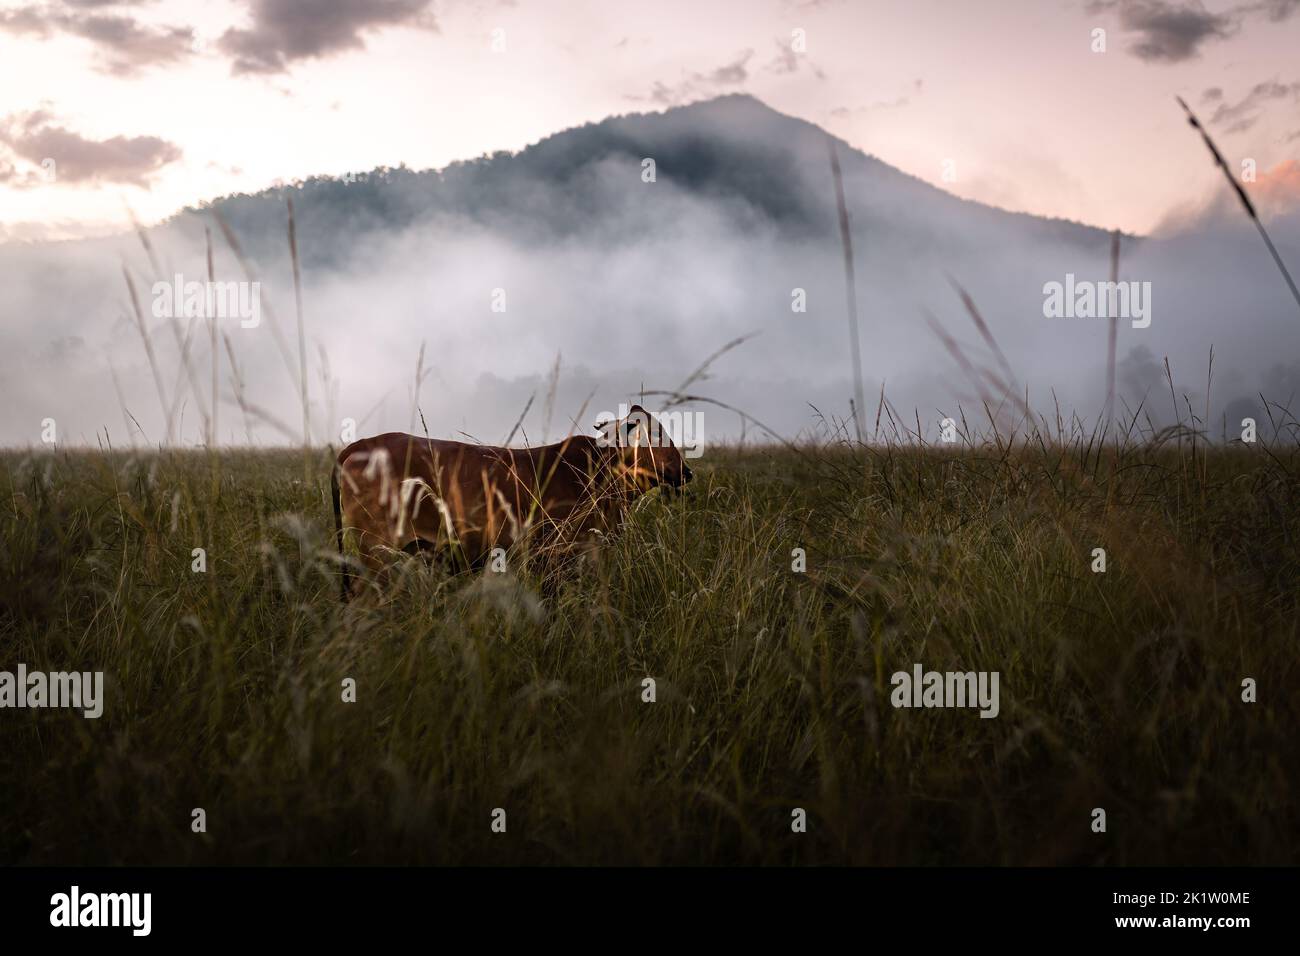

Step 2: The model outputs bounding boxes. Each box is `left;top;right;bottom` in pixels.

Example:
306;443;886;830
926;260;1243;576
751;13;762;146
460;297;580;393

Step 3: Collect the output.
330;404;692;600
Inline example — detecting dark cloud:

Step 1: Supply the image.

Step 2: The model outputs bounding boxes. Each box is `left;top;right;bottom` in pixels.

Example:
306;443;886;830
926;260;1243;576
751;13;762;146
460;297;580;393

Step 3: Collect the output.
218;0;435;75
1209;80;1300;133
0;5;193;75
0;111;181;187
1088;0;1237;62
67;13;195;74
1088;0;1300;63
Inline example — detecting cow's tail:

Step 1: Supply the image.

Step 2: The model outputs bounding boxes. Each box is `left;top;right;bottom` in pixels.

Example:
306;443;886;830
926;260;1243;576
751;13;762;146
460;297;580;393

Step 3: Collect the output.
331;459;350;603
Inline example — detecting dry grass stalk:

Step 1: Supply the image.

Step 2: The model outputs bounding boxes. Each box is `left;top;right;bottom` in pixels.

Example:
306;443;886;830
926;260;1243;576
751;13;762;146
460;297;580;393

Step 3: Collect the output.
828;139;868;444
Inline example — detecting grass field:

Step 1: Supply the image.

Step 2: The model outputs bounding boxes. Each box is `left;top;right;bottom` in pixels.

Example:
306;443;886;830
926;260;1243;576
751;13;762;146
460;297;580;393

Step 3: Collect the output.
1;434;1296;865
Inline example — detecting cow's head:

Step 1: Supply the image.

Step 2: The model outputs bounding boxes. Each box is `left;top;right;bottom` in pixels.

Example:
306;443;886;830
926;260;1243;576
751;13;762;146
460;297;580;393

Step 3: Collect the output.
594;404;693;494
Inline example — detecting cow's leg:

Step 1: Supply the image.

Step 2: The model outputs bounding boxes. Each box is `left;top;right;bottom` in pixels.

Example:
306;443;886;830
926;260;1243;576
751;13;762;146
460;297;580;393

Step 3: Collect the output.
339;527;398;601
339;457;406;601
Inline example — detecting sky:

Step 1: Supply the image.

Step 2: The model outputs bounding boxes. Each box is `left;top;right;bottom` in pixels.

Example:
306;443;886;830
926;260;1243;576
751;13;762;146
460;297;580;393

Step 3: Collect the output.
2;0;1299;242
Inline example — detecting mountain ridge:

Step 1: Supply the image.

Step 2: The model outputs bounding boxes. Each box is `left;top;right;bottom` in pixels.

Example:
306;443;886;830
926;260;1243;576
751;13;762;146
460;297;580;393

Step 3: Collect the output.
0;94;1120;256
154;93;1116;267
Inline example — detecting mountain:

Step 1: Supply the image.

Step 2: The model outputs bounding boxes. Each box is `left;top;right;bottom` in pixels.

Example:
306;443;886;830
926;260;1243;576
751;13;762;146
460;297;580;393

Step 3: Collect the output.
177;94;1113;267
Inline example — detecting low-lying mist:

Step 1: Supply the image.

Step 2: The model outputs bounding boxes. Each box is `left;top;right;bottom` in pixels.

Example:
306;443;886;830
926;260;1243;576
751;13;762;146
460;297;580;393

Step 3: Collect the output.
2;96;1297;449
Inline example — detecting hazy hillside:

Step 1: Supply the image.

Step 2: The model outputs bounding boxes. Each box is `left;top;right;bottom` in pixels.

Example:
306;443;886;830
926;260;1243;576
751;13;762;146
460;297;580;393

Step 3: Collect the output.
1;94;1296;448
188;95;1110;266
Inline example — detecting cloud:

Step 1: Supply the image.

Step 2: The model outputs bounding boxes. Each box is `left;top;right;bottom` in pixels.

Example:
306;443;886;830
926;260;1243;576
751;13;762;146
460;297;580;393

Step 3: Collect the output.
631;50;756;107
1089;0;1300;63
1163;157;1300;225
768;39;798;74
830;79;923;118
0;111;181;187
218;0;436;75
0;4;194;75
1252;159;1300;214
1242;0;1300;21
1086;0;1237;62
704;49;754;85
1209;79;1300;133
764;38;825;79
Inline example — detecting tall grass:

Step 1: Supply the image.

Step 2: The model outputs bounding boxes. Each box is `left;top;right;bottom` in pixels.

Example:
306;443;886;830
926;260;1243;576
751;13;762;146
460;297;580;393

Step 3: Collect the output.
2;419;1296;864
828;139;867;444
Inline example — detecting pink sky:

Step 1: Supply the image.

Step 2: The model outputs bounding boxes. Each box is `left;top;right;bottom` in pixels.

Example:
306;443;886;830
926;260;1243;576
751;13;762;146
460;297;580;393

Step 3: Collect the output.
2;0;1298;240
